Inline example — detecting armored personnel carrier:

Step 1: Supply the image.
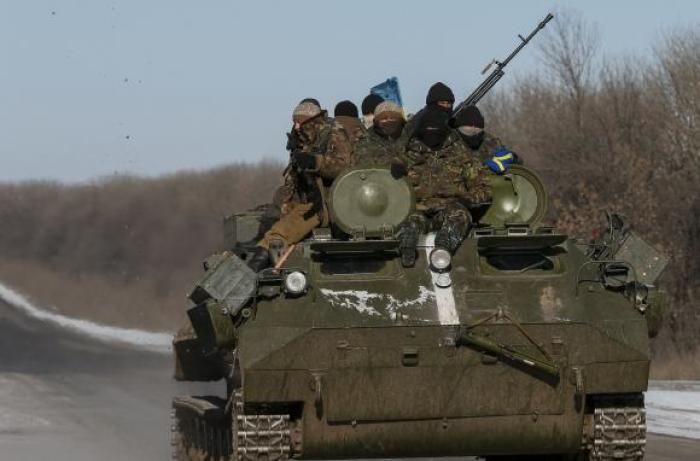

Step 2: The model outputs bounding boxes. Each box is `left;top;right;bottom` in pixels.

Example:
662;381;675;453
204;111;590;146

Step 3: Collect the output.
171;166;667;461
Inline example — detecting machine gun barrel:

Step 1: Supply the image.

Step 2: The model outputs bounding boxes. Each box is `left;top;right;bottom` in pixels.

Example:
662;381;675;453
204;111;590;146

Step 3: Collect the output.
452;13;554;118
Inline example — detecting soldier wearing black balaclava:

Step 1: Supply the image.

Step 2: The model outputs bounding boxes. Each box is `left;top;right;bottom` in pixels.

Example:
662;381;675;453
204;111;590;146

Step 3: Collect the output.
403;81;456;144
453;104;521;172
425;82;455;112
396;105;491;267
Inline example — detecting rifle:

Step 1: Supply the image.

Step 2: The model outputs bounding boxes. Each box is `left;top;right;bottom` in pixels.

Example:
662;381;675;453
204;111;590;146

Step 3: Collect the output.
452;13;554;120
283;132;326;214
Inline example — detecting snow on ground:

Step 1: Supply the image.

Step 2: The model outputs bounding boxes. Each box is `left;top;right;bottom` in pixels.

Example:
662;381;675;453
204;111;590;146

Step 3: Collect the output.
0;374;56;435
647;381;700;439
0;281;171;353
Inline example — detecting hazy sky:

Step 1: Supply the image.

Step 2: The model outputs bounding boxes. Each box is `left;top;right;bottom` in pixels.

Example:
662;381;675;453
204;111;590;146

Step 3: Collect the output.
1;1;699;182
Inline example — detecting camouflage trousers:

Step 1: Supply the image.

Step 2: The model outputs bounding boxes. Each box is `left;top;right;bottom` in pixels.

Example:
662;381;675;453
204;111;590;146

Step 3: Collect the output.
404;203;472;253
258;202;328;250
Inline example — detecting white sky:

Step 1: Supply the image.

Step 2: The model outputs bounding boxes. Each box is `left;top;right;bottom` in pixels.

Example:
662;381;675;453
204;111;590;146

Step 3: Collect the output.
1;1;698;182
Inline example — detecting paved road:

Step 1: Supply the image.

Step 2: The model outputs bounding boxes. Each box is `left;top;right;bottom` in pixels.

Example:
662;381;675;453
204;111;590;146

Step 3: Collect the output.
0;299;698;460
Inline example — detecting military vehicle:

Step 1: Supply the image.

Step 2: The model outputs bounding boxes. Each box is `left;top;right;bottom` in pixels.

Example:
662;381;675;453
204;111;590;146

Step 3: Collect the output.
171;165;667;461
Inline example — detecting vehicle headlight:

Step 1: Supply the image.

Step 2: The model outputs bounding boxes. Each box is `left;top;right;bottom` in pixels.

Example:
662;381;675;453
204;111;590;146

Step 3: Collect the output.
429;248;452;272
284;271;308;295
436;273;452;288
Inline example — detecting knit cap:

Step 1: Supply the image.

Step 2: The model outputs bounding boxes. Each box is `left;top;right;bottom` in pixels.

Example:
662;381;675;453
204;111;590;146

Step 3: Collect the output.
374;101;403;120
293;101;322;124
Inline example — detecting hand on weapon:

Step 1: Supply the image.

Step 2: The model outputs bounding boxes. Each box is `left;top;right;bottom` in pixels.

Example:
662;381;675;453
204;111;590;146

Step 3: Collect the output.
286;132;300;151
390;161;408;180
292;152;317;171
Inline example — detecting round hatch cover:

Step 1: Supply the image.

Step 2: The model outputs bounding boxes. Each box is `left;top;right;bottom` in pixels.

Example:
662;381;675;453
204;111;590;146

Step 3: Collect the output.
329;168;414;238
480;165;548;227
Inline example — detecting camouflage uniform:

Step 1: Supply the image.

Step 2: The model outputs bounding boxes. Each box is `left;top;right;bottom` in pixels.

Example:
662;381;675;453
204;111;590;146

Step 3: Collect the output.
402;130;491;210
334;115;365;146
400;130;492;254
469;131;503;162
353;128;404;167
259;119;352;250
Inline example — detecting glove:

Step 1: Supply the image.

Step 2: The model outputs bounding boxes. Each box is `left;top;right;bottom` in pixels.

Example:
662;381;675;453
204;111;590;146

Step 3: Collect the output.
286;132;300;151
292;152;317;170
390;161;408;179
485;148;516;174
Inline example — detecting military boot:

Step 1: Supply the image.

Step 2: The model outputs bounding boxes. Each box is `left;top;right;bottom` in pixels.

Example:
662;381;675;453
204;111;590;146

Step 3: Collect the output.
435;207;472;253
246;246;271;272
399;214;426;267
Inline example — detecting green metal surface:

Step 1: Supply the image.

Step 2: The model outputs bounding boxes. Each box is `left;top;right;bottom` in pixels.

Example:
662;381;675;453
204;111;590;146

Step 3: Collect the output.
329;168;414;238
481;165;548;227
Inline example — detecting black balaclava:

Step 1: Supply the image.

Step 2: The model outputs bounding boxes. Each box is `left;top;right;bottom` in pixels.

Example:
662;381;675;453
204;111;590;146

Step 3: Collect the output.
425;82;455;113
416;106;450;149
454;105;485;150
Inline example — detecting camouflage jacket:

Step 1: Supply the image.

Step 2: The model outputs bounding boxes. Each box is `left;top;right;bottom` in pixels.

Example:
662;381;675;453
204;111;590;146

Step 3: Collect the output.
352;128;404;167
334;116;365;145
470;131;503;162
278;119;353;205
401;130;492;210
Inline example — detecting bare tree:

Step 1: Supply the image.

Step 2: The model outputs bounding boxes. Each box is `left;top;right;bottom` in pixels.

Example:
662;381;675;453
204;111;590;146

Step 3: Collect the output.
537;8;600;128
652;27;700;173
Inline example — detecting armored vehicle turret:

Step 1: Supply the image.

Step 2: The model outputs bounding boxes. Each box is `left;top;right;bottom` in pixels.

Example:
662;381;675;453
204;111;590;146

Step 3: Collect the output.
171;166;666;461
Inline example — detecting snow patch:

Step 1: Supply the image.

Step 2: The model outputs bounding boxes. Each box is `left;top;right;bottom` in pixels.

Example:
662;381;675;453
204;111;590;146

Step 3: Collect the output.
646;380;700;439
320;286;435;319
0;282;171;353
0;374;55;434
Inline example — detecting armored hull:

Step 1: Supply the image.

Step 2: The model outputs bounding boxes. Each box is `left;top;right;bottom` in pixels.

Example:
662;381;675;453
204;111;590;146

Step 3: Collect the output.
172;167;664;460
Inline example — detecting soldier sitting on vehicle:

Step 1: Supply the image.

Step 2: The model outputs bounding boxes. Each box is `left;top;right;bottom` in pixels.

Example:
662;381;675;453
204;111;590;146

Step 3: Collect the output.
333;100;365;145
360;93;384;130
246;101;353;272
402;82;456;142
396;105;491;267
353;101;406;167
453;104;520;174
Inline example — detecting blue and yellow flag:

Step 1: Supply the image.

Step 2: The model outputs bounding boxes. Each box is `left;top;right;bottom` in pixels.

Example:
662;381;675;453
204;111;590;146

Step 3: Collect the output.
370;77;404;109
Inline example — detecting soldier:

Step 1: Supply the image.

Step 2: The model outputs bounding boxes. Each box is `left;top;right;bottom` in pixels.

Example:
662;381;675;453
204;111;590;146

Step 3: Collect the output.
299;97;321;107
353;101;406;167
425;81;455;113
453;105;520;173
246;101;353;271
397;106;491;266
333;100;365;144
360;93;384;129
403;82;456;143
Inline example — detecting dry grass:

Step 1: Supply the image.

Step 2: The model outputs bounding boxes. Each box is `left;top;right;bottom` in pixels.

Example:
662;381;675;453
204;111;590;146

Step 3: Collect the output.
0;161;283;331
650;348;700;380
